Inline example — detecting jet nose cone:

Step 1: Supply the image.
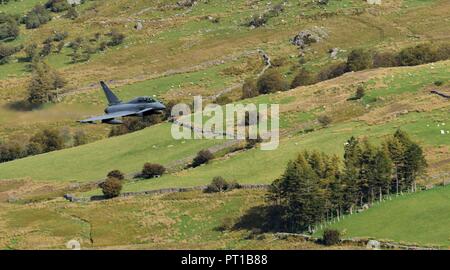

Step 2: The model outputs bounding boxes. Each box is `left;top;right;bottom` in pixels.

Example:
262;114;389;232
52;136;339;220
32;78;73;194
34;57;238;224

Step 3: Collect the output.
159;102;166;110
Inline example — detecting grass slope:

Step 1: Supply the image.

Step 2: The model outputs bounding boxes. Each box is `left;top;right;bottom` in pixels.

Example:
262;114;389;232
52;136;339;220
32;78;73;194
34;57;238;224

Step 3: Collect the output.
0;190;352;250
0;123;222;182
319;185;450;247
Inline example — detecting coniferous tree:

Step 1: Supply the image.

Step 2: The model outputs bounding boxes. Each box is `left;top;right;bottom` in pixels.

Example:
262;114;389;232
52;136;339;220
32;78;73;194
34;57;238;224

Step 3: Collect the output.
403;142;427;192
342;136;362;213
369;147;392;202
271;153;325;232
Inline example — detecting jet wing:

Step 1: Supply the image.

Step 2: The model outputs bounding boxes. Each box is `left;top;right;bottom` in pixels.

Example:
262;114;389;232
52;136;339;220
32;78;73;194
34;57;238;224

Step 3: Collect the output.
137;107;154;114
78;111;137;123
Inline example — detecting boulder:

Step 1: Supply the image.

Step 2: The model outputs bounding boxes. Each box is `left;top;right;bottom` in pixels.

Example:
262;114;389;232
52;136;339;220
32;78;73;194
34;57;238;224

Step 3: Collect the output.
291;27;328;49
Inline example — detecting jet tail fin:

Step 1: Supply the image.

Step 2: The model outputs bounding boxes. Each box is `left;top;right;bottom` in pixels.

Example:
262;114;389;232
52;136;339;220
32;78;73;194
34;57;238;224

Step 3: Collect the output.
100;81;121;105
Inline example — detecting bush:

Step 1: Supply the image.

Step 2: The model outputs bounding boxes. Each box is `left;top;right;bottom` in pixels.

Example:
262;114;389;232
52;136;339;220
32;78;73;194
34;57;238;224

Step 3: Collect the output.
26;142;44;156
434;80;444;87
396;44;437;66
107;170;125;181
435;43;450;61
347;49;372;72
53;31;68;41
142;163;166;179
317;62;347;82
291;69;315;88
109;116;160;137
215;96;232;105
99;177;122;198
355;85;365;100
29;128;64;152
23;5;52;29
204;177;241;193
245;135;263;149
256;69;288;94
192;149;214;167
373;51;398;68
0;15;20;40
0;43;20;64
242;78;258;99
45;0;70;12
322;229;341;246
24;43;38;61
64;6;79;20
318;115;332;127
108;29;125;46
0;141;26;163
27;61;65;104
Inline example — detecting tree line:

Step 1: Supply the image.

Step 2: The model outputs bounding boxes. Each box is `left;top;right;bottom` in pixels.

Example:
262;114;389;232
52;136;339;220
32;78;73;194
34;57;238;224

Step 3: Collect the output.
0;128;88;163
265;130;427;233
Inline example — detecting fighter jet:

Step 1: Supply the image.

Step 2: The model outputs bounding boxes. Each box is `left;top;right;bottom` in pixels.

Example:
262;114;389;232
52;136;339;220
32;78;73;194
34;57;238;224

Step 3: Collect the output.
79;81;166;124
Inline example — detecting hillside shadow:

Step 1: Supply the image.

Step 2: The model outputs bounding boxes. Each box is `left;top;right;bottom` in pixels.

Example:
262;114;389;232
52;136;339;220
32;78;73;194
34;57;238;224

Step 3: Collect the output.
231;205;285;233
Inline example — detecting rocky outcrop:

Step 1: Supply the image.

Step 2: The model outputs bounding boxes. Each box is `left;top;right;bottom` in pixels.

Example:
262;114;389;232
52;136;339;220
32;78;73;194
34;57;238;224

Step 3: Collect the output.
291;27;328;50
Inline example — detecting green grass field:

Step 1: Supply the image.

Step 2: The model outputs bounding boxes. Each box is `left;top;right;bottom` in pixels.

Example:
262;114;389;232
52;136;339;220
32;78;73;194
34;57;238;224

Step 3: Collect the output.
318;185;450;247
0;123;223;182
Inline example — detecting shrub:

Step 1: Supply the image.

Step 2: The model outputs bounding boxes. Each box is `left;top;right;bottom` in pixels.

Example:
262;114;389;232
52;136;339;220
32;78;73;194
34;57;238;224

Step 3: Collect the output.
434;80;444;87
435;43;450;61
64;6;79;20
318;115;332;127
215;96;232;105
40;42;52;57
256;69;288;94
142;163;166;179
317;62;347;82
396;44;437;66
27;61;65;104
0;141;26;163
29;128;64;152
108;29;125;46
107;170;125;181
373;51;398;68
322;229;341;246
205;176;228;193
245;135;263;149
99;177;122;198
246;15;268;28
26;142;44;156
291;68;315;88
347;49;372;72
0;43;20;64
192;149;214;167
56;41;65;53
45;0;70;12
23;5;52;29
51;31;68;42
242;78;258;99
271;57;285;67
355;85;365;99
0;15;20;40
73;130;88;146
24;43;38;61
109;115;161;137
204;177;240;193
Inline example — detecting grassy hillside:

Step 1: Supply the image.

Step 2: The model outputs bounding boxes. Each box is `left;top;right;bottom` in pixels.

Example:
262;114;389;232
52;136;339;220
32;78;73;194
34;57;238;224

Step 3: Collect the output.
1;61;449;186
317;185;450;247
0;123;223;182
0;189;357;250
1;0;449;141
